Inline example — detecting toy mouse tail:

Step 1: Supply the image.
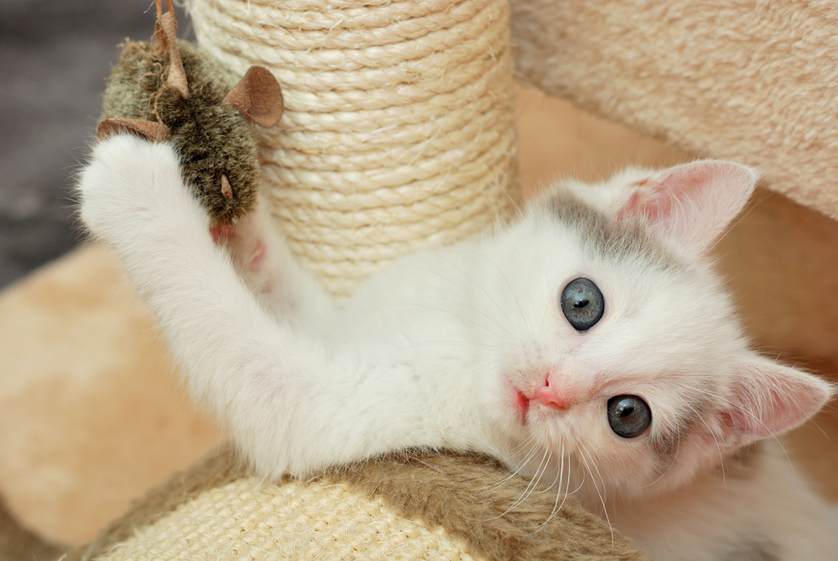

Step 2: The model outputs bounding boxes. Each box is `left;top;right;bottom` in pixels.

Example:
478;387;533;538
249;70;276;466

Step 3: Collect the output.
0;493;65;561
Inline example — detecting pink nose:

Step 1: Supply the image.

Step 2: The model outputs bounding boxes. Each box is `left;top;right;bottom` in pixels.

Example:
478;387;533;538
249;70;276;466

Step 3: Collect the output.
532;380;573;410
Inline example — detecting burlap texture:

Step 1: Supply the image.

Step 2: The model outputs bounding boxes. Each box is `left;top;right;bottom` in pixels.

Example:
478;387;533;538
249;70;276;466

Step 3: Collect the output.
67;447;644;561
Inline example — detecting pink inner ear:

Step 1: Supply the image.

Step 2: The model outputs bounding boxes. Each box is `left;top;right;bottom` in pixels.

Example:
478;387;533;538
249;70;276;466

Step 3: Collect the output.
620;188;671;222
615;160;758;256
719;358;832;447
721;384;791;439
621;163;722;222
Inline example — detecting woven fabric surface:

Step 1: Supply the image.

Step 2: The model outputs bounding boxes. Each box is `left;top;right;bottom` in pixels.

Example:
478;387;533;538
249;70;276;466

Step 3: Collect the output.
67;448;645;561
87;480;478;561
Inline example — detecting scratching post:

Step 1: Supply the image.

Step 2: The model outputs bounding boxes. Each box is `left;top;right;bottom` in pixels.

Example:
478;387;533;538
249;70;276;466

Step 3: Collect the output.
188;0;519;296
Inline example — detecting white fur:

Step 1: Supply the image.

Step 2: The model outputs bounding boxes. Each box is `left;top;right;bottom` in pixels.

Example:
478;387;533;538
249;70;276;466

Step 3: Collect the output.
77;135;835;561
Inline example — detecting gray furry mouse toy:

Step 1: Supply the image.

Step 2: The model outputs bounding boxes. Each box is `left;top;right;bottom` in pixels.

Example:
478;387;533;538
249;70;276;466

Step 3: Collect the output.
97;0;283;223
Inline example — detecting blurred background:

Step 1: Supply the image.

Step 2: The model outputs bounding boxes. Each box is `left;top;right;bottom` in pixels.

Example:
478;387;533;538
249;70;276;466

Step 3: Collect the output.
0;0;188;287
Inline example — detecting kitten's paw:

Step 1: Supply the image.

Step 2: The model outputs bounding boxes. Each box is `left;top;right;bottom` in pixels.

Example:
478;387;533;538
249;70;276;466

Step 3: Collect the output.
77;134;206;244
222;212;268;272
211;205;274;294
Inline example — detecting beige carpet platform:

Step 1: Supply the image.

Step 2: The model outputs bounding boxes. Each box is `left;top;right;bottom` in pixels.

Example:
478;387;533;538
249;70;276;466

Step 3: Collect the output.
512;1;838;222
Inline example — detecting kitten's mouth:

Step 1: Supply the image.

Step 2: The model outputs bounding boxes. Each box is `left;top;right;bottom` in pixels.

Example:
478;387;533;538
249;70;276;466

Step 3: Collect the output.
515;389;530;424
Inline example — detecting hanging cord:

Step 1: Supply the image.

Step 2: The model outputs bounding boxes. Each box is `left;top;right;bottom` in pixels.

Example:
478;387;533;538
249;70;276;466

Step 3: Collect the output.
152;0;189;98
155;0;175;18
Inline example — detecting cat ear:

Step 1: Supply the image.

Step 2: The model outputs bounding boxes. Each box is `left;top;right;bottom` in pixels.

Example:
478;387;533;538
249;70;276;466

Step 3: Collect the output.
224;66;284;127
617;160;758;256
97;118;171;142
717;354;833;449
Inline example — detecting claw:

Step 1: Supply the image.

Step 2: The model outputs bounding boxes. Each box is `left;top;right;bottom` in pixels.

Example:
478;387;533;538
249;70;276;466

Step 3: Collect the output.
220;175;233;200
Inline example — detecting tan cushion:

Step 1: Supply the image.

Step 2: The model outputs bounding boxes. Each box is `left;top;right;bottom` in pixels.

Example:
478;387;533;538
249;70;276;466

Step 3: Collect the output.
67;447;645;561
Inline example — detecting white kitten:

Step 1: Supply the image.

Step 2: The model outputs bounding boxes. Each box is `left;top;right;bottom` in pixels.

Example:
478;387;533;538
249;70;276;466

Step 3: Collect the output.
78;135;835;561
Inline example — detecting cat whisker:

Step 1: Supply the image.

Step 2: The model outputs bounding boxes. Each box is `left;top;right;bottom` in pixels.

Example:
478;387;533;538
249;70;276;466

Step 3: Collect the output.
484;439;538;492
581;442;608;502
536;440;566;532
579;442;614;548
514;449;552;509
534;449;562;496
560;451;576;506
496;447;550;518
684;386;795;472
508;433;538;456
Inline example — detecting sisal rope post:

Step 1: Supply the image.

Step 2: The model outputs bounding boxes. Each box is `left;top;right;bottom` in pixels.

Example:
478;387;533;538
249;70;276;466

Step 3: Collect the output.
187;0;519;297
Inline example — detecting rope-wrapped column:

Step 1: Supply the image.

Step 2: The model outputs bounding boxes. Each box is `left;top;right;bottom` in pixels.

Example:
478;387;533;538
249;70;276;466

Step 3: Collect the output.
188;0;519;296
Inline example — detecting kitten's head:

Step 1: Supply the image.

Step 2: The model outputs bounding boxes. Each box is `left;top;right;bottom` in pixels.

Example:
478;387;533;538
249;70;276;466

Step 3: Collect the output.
481;160;832;503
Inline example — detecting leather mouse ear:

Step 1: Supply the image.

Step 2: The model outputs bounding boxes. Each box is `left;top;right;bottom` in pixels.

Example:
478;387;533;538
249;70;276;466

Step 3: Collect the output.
224;66;284;127
97;118;171;142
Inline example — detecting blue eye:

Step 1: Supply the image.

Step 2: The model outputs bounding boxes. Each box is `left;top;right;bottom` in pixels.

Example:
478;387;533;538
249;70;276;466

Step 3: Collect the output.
607;395;652;438
560;277;604;331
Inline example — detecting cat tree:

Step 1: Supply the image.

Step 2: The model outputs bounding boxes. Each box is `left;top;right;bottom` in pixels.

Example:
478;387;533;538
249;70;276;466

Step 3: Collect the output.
66;1;640;559
65;0;837;559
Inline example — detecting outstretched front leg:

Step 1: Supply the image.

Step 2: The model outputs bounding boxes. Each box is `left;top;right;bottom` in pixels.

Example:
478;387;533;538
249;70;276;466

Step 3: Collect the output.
77;135;471;478
211;197;335;329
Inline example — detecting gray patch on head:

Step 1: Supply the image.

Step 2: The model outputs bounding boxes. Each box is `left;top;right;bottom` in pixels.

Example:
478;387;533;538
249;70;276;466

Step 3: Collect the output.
721;538;779;561
547;194;712;470
545;193;679;270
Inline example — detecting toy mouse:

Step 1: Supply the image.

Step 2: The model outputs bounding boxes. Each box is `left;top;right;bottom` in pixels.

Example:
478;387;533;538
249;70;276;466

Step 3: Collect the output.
96;0;283;223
